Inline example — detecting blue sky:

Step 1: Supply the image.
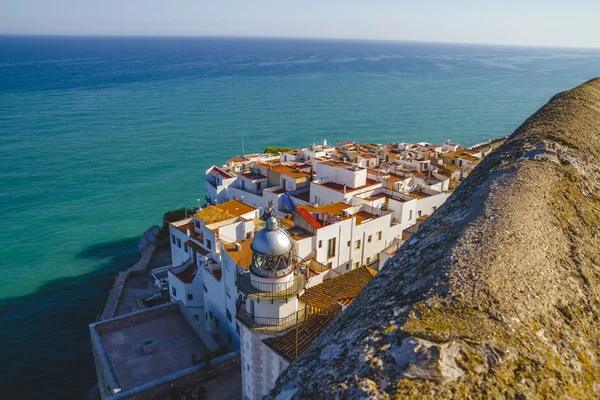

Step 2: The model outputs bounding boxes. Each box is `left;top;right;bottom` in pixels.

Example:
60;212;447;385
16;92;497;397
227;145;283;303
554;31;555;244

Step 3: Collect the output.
2;0;599;48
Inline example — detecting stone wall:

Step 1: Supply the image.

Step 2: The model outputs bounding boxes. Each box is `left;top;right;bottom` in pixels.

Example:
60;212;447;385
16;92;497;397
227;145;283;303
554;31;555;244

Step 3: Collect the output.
100;226;160;321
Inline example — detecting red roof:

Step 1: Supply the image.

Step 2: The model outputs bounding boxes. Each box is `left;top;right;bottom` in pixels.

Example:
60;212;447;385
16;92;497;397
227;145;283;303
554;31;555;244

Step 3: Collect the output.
296;207;322;230
227;156;246;163
208;166;233;179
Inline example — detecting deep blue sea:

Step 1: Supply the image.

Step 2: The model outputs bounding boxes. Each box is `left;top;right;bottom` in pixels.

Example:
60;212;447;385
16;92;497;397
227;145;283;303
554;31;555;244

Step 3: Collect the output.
1;35;599;399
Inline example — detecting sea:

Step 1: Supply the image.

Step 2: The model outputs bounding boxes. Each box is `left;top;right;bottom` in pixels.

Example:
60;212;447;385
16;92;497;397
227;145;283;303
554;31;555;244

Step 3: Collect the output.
1;35;599;399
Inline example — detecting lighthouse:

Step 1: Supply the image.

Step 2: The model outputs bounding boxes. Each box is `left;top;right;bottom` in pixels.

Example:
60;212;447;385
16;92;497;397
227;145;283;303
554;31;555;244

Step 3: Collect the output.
235;209;307;400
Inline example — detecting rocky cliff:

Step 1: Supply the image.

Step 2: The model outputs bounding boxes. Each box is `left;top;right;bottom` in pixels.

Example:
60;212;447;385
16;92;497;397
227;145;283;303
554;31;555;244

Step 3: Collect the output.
268;78;600;399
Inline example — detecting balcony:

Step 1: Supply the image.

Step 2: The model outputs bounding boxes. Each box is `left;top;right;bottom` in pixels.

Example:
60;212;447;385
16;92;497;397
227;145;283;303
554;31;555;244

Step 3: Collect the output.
236;267;307;301
236;301;307;333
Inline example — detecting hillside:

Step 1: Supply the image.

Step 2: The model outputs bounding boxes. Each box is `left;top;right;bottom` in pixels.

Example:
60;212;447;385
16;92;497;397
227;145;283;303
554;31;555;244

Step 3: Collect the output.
268;78;600;399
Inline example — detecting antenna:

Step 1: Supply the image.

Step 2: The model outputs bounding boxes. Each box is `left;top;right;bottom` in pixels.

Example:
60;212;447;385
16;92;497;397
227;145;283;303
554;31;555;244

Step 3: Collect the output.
242;136;245;155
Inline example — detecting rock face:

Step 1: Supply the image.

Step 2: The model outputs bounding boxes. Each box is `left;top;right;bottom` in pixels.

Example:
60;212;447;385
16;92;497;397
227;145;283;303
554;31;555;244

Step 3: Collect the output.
267;78;600;399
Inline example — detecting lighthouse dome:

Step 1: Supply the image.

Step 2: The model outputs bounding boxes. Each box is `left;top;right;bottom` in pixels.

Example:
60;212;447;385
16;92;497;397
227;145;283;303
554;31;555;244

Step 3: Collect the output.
250;216;292;257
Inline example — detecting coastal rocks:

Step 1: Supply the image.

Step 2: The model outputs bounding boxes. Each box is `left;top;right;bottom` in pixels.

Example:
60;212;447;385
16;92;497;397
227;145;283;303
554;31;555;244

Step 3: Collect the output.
389;337;464;383
138;225;161;252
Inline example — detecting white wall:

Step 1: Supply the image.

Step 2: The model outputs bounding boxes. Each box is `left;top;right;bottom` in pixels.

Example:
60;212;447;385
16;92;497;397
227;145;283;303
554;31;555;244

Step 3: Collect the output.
263;344;290;398
228;186;264;211
240;326;276;400
167;266;204;322
203;268;227;346
309;182;345;206
314;162;366;189
169;223;192;267
415;191;450;218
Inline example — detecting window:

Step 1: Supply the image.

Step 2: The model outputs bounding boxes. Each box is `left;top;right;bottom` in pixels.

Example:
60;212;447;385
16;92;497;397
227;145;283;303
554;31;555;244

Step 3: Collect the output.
368;235;372;243
227;332;232;344
327;237;336;258
194;314;199;321
206;239;212;249
246;232;252;239
195;220;200;228
318;240;323;248
203;284;208;293
209;311;213;320
187;294;193;301
227;309;232;322
353;262;359;269
377;231;382;240
367;257;371;264
205;312;208;321
171;234;176;245
171;286;177;297
355;240;361;249
215;318;220;327
177;238;181;248
236;323;241;335
247;364;250;372
418;210;422;218
184;242;188;252
409;210;413;220
346;263;350;271
226;285;231;298
347;240;351;247
257;182;262;191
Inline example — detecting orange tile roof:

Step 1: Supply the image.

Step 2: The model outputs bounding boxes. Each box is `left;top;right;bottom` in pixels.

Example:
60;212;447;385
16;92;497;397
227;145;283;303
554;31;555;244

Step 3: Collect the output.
223;239;253;269
354;210;377;224
194;207;236;224
263;315;336;363
300;266;377;313
337;289;361;306
406;191;432;199
227;156;246;163
316;202;351;217
215;199;257;217
271;165;310;179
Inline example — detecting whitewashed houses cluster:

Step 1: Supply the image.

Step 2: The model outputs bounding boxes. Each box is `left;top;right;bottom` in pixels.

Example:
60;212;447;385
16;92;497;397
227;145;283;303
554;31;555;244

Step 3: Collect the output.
166;139;487;400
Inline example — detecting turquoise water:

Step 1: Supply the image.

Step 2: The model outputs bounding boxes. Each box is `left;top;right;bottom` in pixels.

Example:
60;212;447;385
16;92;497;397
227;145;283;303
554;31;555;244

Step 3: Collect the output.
1;36;600;398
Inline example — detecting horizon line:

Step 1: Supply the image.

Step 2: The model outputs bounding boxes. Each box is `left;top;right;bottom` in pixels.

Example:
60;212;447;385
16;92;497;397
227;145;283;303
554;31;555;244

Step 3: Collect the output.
1;33;599;52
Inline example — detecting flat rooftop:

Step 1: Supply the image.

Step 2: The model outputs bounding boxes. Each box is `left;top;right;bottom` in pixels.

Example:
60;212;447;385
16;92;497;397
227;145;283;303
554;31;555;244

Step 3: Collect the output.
90;302;217;393
313;178;380;193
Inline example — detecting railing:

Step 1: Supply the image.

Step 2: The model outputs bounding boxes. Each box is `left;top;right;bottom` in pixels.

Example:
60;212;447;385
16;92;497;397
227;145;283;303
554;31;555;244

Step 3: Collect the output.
236;268;307;300
236;303;308;333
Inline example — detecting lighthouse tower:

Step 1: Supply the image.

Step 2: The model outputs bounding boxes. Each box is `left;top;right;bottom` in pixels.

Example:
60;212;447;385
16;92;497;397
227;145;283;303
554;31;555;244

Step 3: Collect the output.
236;210;307;400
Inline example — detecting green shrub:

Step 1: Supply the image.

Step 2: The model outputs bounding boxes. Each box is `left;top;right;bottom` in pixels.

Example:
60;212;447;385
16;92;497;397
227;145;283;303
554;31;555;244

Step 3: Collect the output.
264;146;292;154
